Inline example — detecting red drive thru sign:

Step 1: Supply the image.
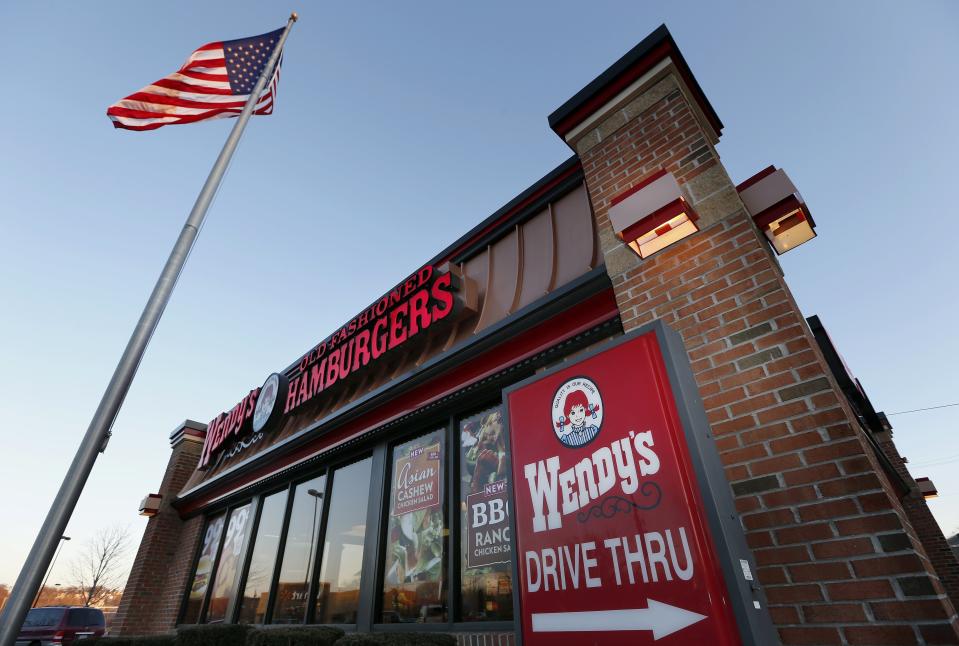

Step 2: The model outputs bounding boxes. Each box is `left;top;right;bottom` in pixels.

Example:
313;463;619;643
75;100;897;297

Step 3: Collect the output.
505;328;746;645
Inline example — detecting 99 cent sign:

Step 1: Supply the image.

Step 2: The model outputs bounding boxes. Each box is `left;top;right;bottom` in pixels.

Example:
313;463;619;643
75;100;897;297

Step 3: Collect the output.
504;323;775;645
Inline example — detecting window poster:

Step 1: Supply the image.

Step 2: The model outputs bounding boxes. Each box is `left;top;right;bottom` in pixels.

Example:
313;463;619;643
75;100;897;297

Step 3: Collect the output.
207;503;253;622
183;513;226;623
462;408;511;568
391;440;442;517
460;407;513;621
382;430;447;623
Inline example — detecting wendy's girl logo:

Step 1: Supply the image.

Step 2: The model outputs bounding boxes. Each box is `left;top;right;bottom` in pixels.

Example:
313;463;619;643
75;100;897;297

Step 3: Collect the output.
551;376;603;448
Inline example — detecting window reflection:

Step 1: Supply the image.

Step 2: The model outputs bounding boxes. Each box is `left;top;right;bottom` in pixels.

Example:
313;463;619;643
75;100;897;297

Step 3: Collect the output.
188;406;521;628
381;430;447;624
182;513;225;624
314;457;373;624
236;490;288;624
459;407;513;621
272;476;326;623
206;503;254;622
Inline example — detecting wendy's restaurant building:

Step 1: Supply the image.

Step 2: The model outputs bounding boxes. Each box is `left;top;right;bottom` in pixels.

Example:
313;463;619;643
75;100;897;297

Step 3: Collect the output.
113;25;959;646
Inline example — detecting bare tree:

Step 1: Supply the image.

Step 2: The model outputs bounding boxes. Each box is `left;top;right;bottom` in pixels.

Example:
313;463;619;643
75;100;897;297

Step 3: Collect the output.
71;526;129;607
0;583;9;611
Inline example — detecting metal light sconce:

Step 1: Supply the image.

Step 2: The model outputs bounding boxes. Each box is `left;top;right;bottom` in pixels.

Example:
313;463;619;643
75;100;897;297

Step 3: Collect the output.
608;169;700;259
139;493;162;517
738;166;816;255
916;477;938;500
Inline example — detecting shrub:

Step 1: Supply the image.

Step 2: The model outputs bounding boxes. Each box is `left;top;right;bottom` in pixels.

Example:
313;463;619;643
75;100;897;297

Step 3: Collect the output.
132;636;178;646
177;623;253;646
333;634;456;646
248;626;345;646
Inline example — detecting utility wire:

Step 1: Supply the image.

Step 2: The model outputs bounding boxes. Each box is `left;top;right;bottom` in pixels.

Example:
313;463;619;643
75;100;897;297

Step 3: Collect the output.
886;402;959;416
909;456;959;468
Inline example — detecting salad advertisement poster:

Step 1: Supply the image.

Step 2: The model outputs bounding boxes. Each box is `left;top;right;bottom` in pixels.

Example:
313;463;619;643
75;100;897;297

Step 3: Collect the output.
462;409;511;570
386;439;444;584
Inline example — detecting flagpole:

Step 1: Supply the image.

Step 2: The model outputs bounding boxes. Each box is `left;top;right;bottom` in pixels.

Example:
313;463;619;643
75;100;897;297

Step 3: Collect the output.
0;13;297;644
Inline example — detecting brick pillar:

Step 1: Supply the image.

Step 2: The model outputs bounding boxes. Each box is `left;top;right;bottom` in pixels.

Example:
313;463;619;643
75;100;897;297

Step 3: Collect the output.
875;417;959;613
550;33;959;644
113;421;207;636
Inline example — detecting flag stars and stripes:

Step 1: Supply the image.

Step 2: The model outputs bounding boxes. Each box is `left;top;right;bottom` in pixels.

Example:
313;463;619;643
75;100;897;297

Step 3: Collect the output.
106;26;285;130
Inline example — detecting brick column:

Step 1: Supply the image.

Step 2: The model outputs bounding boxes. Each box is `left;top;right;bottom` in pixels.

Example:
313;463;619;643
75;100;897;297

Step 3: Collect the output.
874;417;959;613
113;421;207;636
550;30;959;644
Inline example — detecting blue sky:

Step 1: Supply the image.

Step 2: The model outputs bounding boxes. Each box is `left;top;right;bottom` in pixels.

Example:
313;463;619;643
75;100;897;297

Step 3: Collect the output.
1;1;957;587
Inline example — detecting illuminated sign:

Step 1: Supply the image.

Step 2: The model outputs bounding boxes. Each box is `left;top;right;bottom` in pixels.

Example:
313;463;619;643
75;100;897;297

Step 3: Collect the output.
252;372;287;433
505;330;751;645
198;388;260;470
283;264;459;415
197;263;466;471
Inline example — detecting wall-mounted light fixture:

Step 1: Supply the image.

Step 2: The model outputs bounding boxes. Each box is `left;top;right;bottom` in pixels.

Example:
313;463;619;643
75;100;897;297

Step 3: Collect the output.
915;477;938;500
139;493;162;517
737;166;816;254
608;169;699;259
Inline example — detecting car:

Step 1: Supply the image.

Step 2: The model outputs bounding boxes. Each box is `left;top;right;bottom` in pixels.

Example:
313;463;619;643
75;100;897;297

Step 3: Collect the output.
15;606;106;646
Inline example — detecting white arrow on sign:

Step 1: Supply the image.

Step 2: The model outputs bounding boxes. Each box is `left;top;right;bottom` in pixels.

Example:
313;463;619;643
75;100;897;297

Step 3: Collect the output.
531;599;707;640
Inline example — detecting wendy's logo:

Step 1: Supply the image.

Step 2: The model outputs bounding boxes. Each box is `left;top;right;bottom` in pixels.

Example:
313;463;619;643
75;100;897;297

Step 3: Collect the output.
551;376;603;448
252;372;287;434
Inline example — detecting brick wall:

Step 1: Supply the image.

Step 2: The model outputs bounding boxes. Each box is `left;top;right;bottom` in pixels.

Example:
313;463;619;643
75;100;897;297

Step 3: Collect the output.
112;431;205;636
570;73;959;644
115;66;959;645
876;428;959;613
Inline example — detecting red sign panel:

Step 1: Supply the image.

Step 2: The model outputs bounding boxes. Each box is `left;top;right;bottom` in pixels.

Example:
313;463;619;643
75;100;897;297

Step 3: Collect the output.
198;388;260;470
284;265;457;415
197;263;465;472
506;331;740;645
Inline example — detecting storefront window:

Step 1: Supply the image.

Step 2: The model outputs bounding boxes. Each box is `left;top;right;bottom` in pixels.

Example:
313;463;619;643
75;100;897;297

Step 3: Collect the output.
272;475;326;623
206;503;254;623
314;456;373;623
183;407;522;628
381;429;447;623
236;490;288;624
458;407;513;621
182;513;225;624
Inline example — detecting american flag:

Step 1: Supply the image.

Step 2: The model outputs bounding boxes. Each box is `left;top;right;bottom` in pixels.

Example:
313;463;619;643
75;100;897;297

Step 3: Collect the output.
107;28;285;131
